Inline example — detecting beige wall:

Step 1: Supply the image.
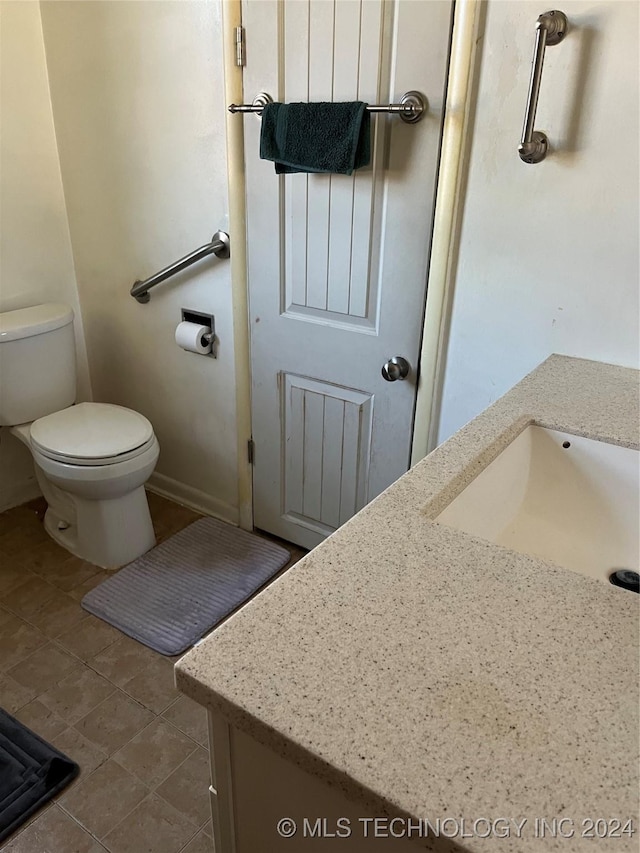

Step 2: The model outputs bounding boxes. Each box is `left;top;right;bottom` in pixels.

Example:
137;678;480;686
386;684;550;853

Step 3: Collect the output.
0;0;91;511
437;0;639;442
40;0;239;521
6;0;635;520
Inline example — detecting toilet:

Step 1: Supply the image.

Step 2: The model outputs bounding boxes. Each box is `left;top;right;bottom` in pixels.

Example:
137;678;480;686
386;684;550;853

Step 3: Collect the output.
0;302;159;569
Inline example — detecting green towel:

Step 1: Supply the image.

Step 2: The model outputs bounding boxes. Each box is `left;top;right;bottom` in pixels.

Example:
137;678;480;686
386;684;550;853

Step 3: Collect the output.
260;101;371;175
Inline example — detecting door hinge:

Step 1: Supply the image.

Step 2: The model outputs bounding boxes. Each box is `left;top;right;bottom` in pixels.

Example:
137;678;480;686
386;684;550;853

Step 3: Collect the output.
235;26;246;67
247;439;255;464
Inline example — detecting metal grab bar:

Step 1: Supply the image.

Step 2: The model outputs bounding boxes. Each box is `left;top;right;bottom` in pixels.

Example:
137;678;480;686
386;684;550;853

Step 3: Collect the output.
130;231;230;303
229;91;428;124
518;10;567;164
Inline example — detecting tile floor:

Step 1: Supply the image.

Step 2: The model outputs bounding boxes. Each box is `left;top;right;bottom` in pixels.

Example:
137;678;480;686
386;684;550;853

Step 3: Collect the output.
0;492;305;852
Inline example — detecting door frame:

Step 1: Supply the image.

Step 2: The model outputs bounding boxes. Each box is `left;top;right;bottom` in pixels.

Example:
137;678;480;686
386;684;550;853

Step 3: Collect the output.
223;0;481;532
222;0;253;531
411;0;481;461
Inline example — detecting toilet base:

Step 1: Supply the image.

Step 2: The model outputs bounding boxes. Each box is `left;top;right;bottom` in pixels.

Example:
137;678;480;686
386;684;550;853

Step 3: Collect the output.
43;485;156;570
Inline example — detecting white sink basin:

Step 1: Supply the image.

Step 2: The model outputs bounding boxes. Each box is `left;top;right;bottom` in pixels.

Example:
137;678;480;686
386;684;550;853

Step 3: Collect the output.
435;426;639;584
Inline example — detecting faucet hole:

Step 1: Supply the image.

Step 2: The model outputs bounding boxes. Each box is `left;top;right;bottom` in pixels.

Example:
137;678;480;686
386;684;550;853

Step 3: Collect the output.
609;570;639;593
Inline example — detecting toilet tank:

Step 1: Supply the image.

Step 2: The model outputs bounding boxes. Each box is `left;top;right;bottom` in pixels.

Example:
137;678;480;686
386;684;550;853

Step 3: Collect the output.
0;303;77;426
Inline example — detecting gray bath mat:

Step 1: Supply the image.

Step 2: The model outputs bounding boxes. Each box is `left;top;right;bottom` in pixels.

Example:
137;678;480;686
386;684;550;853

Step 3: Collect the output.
81;517;290;655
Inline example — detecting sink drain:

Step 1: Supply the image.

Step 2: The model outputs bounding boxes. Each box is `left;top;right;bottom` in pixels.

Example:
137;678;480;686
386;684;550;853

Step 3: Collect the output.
608;569;640;593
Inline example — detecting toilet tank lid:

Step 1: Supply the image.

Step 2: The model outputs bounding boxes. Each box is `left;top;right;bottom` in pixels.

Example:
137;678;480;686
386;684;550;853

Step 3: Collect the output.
0;303;74;342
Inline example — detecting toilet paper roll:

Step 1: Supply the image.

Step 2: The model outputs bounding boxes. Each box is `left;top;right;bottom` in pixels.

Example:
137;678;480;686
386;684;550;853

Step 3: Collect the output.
175;321;212;354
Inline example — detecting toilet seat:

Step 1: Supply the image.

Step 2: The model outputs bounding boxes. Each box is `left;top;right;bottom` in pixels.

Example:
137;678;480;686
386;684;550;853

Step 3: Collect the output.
30;402;155;466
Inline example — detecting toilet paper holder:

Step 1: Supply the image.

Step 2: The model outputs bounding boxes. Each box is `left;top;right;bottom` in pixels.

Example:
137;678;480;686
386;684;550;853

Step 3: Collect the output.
181;309;216;357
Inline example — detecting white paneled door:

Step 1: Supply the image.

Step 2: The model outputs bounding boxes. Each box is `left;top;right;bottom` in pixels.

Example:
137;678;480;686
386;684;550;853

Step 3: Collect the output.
244;0;452;549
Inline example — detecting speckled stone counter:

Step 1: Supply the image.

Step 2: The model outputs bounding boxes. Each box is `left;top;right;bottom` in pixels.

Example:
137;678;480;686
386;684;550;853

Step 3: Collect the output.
176;355;640;851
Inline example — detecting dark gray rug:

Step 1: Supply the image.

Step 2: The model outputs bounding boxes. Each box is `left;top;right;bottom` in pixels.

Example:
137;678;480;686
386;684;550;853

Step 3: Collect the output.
0;707;79;843
82;517;290;655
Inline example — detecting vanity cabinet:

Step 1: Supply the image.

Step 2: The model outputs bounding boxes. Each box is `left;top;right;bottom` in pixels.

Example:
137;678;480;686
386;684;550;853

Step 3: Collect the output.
206;711;418;853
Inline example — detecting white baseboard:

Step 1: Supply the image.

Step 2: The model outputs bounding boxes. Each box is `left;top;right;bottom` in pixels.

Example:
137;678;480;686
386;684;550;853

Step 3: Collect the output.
0;471;240;527
0;481;42;514
147;472;239;527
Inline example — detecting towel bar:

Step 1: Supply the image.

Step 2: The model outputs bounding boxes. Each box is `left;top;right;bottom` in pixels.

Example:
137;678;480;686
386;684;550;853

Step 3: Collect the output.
229;91;428;124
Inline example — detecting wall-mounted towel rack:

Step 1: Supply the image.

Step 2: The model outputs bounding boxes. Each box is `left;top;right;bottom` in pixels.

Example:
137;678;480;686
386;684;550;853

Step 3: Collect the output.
228;91;428;124
130;231;230;303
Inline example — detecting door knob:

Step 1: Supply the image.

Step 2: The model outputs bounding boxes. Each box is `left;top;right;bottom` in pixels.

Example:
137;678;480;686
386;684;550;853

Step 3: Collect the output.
381;356;410;382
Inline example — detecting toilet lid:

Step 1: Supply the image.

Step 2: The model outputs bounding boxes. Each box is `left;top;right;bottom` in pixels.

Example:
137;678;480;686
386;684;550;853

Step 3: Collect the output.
31;402;154;464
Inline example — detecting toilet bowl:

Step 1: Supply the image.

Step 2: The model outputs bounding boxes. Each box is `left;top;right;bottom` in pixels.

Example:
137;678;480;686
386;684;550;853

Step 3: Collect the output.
11;403;160;568
0;303;160;569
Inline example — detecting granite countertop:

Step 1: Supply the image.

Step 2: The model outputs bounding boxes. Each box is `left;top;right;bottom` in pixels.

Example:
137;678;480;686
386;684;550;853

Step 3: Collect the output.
176;355;640;851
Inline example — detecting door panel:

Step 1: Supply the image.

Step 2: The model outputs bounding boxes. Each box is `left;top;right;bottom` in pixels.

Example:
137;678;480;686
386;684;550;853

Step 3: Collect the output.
245;0;452;548
282;374;373;539
282;0;387;328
